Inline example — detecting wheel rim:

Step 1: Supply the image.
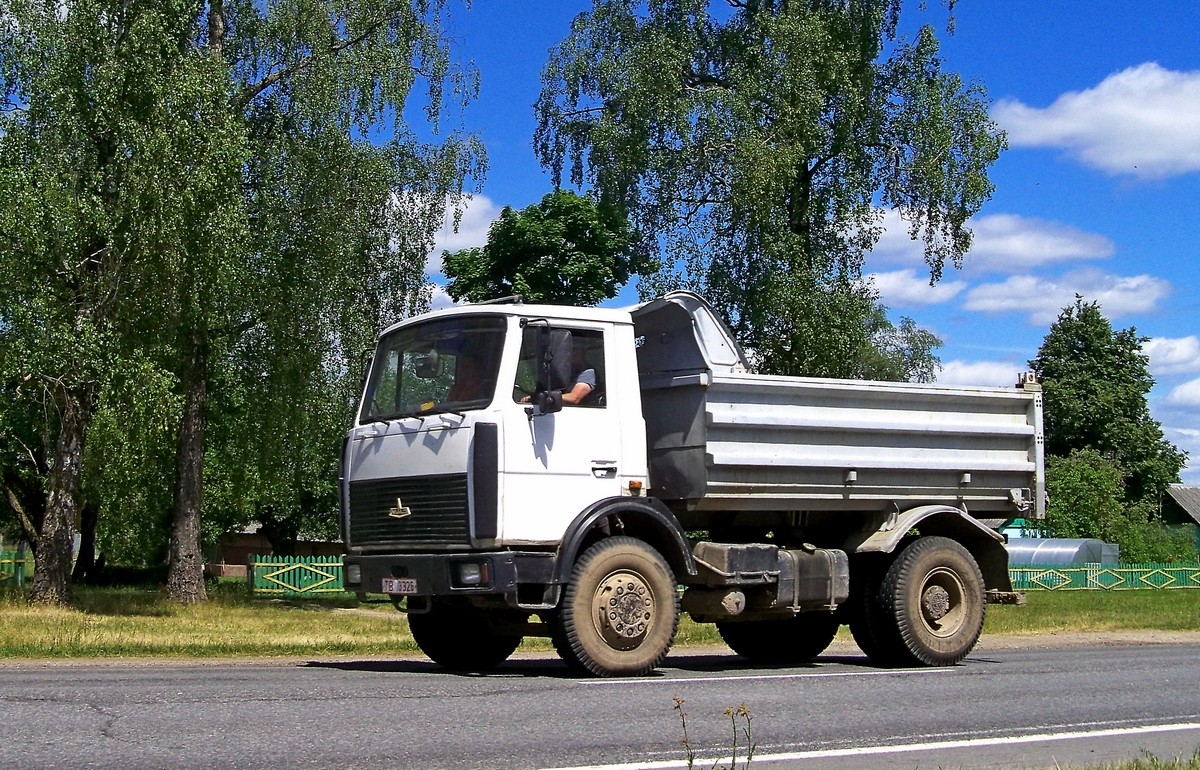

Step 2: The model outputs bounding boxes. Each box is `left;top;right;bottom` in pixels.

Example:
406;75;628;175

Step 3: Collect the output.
591;569;655;651
919;566;967;638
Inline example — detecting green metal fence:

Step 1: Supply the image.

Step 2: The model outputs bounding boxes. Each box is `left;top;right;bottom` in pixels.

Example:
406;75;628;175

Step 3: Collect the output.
0;551;31;588
1010;563;1200;591
247;554;344;595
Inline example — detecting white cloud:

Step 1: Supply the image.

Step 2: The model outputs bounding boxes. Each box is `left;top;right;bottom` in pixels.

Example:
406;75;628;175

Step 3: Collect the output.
1144;336;1200;375
869;269;966;307
936;360;1027;387
1165;377;1200;407
427;194;502;274
429;284;457;310
993;62;1200;180
869;211;1113;274
1164;427;1200;484
965;215;1114;271
964;269;1171;325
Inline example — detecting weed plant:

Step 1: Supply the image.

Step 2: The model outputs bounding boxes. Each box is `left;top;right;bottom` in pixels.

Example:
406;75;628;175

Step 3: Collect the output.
1098;752;1200;770
673;697;754;770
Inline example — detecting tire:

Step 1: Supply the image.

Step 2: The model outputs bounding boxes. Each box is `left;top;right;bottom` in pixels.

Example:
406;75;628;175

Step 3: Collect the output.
408;601;524;671
552;537;679;677
847;552;906;666
877;536;987;667
716;613;840;664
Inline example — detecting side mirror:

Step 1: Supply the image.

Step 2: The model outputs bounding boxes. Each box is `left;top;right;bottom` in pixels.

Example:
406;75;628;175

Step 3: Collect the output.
414;349;443;378
541;329;573;391
533;389;563;415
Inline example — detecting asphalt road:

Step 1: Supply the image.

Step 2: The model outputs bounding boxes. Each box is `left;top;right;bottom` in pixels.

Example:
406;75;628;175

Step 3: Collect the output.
3;639;1199;770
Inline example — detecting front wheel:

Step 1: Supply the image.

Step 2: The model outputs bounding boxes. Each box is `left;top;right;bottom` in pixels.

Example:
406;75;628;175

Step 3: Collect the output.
878;536;987;666
552;537;679;677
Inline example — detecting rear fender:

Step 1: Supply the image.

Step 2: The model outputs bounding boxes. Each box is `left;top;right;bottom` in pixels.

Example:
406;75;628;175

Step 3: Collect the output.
848;505;1013;593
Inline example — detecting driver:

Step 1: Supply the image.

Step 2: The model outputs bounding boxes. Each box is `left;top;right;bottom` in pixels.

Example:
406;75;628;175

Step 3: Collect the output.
561;343;596;405
447;352;491;402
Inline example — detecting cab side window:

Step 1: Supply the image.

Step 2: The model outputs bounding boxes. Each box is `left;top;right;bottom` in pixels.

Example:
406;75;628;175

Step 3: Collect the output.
512;328;606;407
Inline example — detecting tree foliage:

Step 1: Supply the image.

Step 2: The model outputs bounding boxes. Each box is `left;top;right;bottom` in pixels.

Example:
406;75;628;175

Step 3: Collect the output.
1045;450;1195;563
535;0;1002;378
0;0;218;601
443;190;648;305
1032;299;1189;562
1043;449;1128;544
0;0;483;602
1031;298;1186;508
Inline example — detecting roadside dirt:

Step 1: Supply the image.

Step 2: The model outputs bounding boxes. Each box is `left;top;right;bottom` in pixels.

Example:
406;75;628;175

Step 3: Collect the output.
974;629;1200;650
653;630;1200;661
4;630;1199;669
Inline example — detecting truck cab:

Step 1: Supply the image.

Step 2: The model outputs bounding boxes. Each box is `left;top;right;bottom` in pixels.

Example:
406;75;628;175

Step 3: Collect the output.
343;303;649;550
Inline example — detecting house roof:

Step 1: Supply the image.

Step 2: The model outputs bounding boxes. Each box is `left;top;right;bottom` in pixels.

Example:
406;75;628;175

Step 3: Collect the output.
1164;485;1200;525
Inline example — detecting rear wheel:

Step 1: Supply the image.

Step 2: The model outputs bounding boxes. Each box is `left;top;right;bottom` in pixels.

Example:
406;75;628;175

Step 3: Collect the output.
875;537;986;666
408;601;525;671
847;552;904;665
552;537;679;677
717;613;840;664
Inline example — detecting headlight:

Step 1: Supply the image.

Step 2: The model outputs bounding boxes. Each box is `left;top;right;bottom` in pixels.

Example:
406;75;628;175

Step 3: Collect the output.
454;561;490;587
345;564;362;585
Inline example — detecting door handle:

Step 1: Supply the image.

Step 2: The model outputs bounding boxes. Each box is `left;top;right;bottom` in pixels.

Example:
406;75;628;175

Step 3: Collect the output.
591;464;618;478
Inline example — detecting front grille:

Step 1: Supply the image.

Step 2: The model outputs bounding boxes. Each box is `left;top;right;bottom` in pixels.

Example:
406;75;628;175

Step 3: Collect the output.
348;473;470;548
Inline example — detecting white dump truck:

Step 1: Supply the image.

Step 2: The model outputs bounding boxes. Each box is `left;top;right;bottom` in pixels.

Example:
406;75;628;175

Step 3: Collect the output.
340;292;1044;676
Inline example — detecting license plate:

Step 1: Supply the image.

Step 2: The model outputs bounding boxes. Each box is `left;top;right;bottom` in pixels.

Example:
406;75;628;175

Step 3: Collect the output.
382;577;418;595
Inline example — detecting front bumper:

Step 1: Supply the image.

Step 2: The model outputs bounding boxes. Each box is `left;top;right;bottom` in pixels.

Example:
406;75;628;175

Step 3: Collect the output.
344;551;556;601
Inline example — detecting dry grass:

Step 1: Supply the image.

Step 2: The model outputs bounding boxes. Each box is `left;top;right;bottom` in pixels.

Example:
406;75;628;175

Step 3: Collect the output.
1089;753;1200;770
2;582;1197;660
0;584;418;658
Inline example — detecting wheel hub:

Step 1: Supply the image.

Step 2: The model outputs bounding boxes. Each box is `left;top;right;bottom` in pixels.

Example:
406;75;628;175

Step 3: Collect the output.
593;570;655;651
918;567;966;638
922;585;951;621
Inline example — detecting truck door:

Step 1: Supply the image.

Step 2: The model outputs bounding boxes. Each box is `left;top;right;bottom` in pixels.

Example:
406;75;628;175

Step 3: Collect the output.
502;325;622;543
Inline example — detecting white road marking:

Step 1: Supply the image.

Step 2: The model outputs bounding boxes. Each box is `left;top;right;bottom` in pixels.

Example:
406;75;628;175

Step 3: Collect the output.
575;667;951;686
539;721;1200;770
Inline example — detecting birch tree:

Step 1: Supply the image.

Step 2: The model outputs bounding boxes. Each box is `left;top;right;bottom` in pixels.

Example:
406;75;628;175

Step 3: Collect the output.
0;0;483;603
535;0;1003;378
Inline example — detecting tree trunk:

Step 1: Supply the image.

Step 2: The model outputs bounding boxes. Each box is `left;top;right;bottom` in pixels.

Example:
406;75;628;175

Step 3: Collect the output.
28;391;90;605
71;500;99;583
166;333;208;604
2;477;43;557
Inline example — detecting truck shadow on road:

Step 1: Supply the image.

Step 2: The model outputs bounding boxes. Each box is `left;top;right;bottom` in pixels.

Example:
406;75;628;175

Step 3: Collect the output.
301;652;893;678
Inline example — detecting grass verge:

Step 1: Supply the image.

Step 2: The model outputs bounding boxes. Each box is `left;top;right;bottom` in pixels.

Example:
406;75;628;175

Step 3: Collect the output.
984;589;1200;634
0;583;417;659
1;584;1197;660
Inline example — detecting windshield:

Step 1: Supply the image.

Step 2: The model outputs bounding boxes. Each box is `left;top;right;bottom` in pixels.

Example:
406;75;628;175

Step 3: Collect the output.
360;315;507;422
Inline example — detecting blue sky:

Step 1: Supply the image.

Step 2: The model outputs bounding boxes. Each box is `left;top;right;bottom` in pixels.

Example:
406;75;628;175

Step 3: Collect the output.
424;2;1200;483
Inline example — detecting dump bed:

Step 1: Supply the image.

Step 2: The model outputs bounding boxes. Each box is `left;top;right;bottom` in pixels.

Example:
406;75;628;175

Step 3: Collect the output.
631;293;1044;518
